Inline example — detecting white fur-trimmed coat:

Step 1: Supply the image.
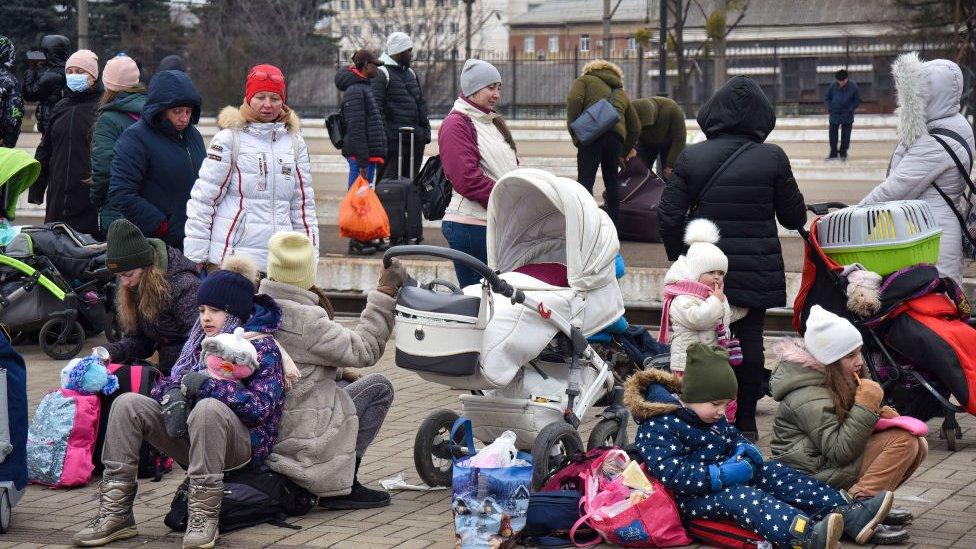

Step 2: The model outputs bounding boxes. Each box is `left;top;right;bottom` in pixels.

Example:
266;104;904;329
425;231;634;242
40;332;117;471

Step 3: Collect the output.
860;53;974;285
184;106;319;271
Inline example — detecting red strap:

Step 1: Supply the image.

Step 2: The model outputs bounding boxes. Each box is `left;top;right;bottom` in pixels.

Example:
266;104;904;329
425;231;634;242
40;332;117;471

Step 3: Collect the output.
130;366;143;394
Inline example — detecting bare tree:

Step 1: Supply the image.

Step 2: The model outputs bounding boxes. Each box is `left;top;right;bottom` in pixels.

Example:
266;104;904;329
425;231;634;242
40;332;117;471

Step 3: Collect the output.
186;0;334;110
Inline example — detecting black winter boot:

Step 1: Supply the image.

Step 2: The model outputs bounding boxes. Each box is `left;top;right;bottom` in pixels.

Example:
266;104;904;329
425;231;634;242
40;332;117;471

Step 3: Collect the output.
867;524;910;545
882;506;913;526
798;512;843;549
318;458;391;510
835;491;893;544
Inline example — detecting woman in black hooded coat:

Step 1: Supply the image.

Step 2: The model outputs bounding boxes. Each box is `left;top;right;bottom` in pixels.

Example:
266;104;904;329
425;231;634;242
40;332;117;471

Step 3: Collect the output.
658;76;807;438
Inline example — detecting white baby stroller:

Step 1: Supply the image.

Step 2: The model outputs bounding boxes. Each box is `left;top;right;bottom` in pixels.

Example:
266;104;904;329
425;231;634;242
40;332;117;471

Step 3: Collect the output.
385;168;630;489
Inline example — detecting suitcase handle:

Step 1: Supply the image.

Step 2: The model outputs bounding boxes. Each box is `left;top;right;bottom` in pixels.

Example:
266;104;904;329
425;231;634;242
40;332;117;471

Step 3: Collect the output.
397;127;416;180
383;245;524;303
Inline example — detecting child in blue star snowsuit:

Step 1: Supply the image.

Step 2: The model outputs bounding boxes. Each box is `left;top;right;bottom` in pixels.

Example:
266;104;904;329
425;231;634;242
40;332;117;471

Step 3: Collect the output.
623;343;894;549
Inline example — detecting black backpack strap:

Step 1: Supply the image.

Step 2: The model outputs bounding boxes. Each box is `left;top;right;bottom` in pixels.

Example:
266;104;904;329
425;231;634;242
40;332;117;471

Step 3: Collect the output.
929;130;976;250
690;141;754;214
930;127;973;169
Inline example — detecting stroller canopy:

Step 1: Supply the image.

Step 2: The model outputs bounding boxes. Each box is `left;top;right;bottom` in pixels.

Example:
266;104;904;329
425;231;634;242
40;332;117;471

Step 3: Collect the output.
0;149;41;221
487;168;621;292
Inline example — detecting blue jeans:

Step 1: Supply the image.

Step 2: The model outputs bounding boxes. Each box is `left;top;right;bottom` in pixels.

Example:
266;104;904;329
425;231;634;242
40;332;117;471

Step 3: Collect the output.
346;157;377;188
441;221;488;288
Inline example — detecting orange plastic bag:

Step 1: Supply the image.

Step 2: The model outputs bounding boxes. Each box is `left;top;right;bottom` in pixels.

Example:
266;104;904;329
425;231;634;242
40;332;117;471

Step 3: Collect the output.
339;176;391;241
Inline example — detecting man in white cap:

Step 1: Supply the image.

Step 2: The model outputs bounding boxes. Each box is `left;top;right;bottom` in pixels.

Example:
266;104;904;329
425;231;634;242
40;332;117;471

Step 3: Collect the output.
372;31;430;183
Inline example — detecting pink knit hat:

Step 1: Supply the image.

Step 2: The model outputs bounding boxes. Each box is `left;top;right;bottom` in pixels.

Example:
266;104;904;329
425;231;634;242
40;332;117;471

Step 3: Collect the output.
102;54;140;91
66;49;99;79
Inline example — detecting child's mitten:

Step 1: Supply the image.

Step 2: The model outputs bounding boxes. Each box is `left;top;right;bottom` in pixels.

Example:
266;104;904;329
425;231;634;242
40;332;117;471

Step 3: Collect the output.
708;459;754;490
732;442;764;467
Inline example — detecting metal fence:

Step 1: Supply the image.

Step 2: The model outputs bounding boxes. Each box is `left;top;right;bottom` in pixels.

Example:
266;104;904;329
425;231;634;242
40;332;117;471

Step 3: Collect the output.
283;39;956;120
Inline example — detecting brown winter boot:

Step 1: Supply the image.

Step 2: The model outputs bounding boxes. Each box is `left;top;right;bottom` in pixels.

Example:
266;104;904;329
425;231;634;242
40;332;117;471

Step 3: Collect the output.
181;480;223;549
72;478;139;547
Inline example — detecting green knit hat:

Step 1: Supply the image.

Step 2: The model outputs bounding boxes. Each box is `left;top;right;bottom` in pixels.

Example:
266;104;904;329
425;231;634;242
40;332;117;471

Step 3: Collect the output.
680;343;738;403
106;219;155;273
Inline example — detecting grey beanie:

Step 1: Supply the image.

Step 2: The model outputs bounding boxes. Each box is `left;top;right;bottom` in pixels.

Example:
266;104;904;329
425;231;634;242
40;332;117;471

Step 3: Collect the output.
460;59;501;97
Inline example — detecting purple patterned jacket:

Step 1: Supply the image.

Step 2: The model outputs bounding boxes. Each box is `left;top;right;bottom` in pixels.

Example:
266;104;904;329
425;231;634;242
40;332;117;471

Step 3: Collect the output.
152;294;285;461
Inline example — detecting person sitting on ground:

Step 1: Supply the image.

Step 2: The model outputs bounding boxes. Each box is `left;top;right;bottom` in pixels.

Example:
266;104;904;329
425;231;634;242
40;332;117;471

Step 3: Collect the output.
102;219;200;375
73;255;285;549
659;219;743;375
184;64;318;273
769;305;923;543
261;232;406;509
625;343;896;549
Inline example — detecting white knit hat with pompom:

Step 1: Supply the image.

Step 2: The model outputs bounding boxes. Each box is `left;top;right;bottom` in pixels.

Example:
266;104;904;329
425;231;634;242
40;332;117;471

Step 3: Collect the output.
682;219;728;282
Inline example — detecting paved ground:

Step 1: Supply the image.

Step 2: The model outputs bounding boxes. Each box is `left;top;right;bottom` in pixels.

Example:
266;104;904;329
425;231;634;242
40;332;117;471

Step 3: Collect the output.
4;331;976;549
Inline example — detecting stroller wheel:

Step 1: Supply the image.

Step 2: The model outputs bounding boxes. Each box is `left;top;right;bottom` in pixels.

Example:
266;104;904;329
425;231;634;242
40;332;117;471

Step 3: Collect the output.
587;418;626;451
414;409;463;487
940;422;959;452
104;311;122;343
38;318;85;360
531;422;583;490
0;487;10;533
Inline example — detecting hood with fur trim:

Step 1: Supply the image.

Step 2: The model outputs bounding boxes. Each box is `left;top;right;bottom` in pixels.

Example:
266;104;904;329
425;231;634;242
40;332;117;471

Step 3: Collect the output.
624;368;684;420
581;59;624;88
769;338;828;401
217;105;302;134
894;52;964;146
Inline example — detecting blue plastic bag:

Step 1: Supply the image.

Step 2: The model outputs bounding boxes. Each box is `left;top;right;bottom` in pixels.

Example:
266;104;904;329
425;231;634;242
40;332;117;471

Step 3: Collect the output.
451;418;533;549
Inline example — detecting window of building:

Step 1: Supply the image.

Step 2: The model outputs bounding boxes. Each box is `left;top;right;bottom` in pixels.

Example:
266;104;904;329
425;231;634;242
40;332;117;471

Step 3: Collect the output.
452;0;460;6
405;23;412;33
355;0;364;8
387;0;395;7
524;36;535;53
372;0;382;7
549;35;559;52
419;0;427;6
371;23;381;36
385;24;394;35
436;23;444;33
436;0;445;6
627;37;637;51
339;0;350;8
340;25;350;36
450;22;460;33
418;22;428;35
580;34;590;52
352;25;361;36
404;0;413;6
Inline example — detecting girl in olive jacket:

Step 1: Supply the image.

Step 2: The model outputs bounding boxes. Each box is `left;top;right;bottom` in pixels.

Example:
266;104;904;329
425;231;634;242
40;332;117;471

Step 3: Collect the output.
770;306;923;528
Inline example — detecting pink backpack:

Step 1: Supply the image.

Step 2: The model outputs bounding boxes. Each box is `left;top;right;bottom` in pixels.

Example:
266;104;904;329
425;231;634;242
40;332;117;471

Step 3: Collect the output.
569;450;691;548
26;389;102;487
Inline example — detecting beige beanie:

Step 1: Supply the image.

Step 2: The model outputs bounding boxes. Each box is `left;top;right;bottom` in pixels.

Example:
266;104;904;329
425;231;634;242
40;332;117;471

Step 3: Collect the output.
804;305;863;364
66;49;99;79
267;232;318;290
102;54;140;91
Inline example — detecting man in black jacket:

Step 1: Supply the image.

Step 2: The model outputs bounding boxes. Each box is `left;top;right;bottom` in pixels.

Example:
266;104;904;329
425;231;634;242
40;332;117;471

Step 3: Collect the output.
372;32;430;181
659;76;807;439
21;35;70;136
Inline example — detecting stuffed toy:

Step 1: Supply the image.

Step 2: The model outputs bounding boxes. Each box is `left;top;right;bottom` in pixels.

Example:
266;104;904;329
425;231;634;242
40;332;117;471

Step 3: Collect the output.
60;348;119;395
200;327;259;383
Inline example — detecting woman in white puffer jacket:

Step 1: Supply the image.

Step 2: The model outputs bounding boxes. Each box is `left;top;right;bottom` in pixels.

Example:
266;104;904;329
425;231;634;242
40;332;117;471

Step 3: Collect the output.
860;53;975;286
185;64;318;272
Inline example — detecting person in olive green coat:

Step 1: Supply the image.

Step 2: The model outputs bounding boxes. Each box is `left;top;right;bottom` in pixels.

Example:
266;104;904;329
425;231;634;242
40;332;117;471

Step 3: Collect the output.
770;306;924;530
91;54;146;238
632;97;686;179
566;59;639;226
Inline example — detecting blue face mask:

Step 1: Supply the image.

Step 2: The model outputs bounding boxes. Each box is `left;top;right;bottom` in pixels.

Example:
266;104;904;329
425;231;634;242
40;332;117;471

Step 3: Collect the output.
66;73;90;92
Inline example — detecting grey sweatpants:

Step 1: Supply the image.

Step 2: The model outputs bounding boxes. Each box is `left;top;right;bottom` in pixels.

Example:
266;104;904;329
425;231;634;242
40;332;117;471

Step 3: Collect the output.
101;393;251;485
338;373;394;458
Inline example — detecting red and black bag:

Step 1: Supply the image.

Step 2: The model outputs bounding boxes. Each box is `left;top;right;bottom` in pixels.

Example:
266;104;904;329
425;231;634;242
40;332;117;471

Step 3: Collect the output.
687;519;766;548
93;362;173;480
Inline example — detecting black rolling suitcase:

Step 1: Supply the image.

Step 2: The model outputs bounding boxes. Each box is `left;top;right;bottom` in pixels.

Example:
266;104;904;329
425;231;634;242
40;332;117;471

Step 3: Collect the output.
376;127;424;245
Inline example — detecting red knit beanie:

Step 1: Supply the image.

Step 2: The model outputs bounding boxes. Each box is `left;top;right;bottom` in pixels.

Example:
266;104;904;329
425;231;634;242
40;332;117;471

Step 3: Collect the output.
245;64;286;103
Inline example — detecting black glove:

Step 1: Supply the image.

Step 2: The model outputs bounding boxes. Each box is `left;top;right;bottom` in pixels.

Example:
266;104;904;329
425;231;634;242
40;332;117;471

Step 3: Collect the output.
161;388;189;439
180;371;209;400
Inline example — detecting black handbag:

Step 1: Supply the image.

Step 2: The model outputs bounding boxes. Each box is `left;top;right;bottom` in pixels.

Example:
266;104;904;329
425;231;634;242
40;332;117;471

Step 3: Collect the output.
415;155;452;221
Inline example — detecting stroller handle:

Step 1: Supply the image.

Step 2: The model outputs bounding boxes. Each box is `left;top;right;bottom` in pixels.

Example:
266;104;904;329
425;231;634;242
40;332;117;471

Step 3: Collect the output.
382;245;525;303
806;202;849;216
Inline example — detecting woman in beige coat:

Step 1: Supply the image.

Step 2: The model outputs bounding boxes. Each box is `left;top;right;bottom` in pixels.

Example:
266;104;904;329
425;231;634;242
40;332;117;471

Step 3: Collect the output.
260;232;405;509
